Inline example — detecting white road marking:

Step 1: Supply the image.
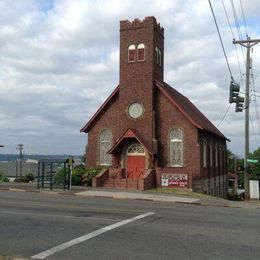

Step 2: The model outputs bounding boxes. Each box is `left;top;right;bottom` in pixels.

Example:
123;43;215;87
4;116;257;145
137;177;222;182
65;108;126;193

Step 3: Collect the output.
31;211;154;259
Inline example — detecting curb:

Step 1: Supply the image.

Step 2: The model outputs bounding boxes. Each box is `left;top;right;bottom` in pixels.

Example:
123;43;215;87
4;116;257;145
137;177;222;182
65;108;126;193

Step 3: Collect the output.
1;187;259;209
1;187;200;205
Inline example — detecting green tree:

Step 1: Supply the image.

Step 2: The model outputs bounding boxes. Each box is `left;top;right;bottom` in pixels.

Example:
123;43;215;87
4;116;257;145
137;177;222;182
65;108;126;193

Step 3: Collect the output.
249;147;260;181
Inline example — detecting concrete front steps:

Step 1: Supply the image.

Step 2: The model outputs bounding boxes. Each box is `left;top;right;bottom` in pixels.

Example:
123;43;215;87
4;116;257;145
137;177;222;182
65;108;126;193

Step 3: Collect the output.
102;178;143;189
92;168;156;191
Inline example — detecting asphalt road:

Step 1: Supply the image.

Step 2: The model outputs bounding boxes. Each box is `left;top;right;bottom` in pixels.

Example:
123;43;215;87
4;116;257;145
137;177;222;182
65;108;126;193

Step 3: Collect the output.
0;191;260;260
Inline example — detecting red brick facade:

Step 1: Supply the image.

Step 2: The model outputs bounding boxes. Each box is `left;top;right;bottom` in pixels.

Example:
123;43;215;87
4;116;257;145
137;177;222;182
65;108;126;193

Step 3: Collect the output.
81;17;228;197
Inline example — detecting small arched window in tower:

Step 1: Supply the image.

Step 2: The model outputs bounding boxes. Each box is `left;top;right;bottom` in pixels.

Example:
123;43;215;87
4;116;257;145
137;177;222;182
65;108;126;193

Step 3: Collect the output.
158;48;162;66
169;128;183;167
137;43;145;61
155;46;159;64
128;44;136;62
99;129;112;166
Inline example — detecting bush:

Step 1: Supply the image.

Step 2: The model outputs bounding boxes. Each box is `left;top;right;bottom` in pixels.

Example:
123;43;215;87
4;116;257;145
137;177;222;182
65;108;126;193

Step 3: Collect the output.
82;167;105;186
14;173;35;183
72;165;86;186
0;174;9;183
26;173;34;182
53;167;66;185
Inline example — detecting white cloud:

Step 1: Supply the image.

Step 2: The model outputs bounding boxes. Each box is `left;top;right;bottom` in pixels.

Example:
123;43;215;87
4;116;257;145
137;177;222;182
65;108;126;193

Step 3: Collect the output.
0;0;259;156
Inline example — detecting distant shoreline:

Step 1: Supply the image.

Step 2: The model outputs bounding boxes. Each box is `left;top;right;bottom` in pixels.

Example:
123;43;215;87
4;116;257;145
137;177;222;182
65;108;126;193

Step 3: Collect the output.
0;154;81;162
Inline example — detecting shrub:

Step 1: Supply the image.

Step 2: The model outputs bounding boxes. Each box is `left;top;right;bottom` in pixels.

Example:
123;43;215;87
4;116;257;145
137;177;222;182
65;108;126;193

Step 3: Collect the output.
0;174;9;183
72;165;86;186
25;173;34;182
82;167;105;186
53;167;66;185
14;173;35;183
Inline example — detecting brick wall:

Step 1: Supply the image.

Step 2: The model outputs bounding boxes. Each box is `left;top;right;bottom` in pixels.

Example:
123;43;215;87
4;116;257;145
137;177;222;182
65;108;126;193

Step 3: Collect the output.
155;89;200;188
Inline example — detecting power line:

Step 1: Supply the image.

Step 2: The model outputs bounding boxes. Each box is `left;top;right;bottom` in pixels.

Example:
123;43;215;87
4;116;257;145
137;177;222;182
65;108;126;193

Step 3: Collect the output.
208;0;233;79
221;0;243;80
239;0;248;37
217;103;231;127
230;0;246;64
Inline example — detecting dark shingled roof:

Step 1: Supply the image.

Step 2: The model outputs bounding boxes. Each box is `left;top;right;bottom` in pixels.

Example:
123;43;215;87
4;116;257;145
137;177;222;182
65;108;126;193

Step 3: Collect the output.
81;81;228;140
155;80;228;140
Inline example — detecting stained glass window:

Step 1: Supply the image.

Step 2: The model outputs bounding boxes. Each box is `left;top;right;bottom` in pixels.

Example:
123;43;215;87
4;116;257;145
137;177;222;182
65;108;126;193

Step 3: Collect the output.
169;129;183;167
99;129;112;165
127;143;145;155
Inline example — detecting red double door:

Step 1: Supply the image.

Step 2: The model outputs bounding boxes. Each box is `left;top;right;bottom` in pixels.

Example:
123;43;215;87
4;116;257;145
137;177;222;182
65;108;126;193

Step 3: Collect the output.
127;156;145;179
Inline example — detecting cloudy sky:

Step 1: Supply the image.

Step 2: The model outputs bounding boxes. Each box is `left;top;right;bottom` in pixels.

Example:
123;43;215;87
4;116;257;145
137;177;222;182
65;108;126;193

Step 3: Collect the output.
0;0;259;156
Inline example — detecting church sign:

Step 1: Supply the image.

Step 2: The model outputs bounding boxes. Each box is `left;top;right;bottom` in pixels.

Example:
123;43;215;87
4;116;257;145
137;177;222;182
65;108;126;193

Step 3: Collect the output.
161;173;188;188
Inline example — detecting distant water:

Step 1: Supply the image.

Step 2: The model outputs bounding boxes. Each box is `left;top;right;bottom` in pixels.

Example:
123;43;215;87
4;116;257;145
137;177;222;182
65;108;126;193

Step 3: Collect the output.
0;154;79;162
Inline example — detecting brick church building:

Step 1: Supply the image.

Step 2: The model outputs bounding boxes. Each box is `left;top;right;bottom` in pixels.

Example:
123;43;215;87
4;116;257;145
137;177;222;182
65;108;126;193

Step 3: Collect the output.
81;17;228;197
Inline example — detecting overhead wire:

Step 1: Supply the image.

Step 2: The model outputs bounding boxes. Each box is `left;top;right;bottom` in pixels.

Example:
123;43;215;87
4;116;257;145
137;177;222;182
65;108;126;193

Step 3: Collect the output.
208;0;237;128
239;0;248;37
221;0;244;88
217;103;231;127
208;0;234;80
230;0;246;65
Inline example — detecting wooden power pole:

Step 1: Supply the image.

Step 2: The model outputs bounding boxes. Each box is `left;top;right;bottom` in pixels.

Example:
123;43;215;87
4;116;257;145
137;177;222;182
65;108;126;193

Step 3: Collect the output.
233;37;260;200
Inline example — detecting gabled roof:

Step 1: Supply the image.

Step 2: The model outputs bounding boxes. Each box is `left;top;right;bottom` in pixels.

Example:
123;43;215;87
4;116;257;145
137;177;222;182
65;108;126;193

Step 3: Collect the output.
80;85;119;133
108;128;153;154
155;80;228;140
81;81;228;140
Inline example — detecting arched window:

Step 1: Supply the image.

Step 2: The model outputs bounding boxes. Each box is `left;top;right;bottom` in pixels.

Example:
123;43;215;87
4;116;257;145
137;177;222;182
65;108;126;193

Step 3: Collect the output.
128;44;136;62
203;140;207;167
155;46;159;64
137;43;145;61
169;128;183;167
99;129;112;165
127;143;145;155
158;49;162;66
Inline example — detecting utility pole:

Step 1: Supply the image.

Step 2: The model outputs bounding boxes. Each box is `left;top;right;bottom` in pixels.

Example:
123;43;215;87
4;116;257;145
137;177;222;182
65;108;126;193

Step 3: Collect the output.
16;144;24;177
233;37;260;200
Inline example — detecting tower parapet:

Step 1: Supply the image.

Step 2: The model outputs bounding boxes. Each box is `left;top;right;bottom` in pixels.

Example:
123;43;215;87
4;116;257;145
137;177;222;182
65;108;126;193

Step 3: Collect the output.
120;16;164;37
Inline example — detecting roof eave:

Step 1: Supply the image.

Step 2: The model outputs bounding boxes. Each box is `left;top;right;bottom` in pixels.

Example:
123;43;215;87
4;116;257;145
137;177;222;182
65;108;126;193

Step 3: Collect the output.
80;85;120;133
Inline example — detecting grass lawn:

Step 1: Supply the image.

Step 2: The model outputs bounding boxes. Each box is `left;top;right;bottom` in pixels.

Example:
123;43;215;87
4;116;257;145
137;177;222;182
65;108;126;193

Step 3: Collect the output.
147;187;219;199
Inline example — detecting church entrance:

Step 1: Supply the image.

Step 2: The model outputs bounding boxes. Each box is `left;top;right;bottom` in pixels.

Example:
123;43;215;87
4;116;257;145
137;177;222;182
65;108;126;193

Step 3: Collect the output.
126;143;145;179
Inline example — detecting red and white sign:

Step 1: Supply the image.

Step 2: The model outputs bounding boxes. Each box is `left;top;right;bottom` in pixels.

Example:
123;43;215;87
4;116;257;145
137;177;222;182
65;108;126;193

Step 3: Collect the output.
161;173;188;188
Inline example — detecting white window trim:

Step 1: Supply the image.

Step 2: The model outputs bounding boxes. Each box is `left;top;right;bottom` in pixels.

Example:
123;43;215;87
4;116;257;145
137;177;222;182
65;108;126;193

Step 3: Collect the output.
169;129;183;167
128;44;136;63
127;143;145;156
203;140;207;167
158;49;162;66
99;129;112;166
137;43;145;61
155;46;159;64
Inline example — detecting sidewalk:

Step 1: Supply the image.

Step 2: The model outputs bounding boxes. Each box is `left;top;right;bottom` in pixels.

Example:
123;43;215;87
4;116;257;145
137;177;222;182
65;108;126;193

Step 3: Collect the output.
0;182;259;209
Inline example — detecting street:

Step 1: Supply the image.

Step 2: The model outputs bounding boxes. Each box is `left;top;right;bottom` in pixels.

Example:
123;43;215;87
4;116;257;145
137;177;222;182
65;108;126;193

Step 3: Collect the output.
0;190;260;259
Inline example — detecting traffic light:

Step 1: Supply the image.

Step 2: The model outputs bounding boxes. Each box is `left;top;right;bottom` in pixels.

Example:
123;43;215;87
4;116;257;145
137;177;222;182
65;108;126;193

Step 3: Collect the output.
229;80;244;112
229;81;239;103
235;96;244;112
